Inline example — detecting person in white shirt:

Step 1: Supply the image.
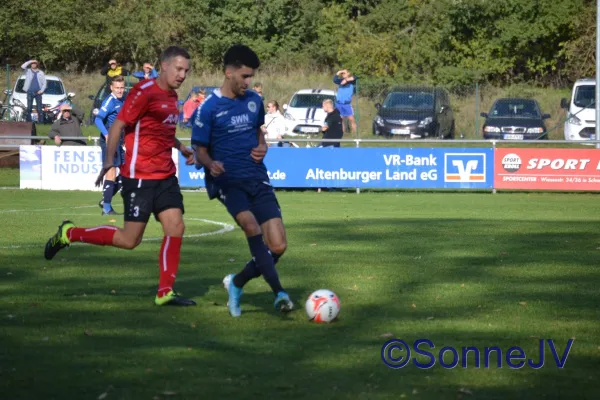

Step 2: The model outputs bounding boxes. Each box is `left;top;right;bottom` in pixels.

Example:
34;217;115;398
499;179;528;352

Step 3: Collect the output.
261;100;286;146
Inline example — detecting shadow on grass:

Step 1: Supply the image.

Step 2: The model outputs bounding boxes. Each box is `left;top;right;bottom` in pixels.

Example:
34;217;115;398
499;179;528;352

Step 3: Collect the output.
1;217;599;399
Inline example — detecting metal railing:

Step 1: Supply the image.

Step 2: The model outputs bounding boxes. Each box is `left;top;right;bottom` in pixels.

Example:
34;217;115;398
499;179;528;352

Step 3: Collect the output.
2;135;600;149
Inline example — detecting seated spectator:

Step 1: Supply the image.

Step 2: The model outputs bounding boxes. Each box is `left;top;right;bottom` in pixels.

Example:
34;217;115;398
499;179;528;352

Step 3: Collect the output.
132;62;158;81
320;99;343;147
48;104;86;146
183;90;202;123
261;100;286;146
100;59;130;81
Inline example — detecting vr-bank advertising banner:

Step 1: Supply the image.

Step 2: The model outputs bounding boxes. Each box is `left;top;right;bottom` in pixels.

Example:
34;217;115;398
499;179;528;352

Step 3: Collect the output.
178;148;494;189
495;148;600;191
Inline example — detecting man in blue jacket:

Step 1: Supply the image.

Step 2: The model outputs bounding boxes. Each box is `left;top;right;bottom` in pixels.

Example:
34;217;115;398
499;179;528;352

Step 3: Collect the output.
333;69;358;135
132;63;159;81
21;59;47;123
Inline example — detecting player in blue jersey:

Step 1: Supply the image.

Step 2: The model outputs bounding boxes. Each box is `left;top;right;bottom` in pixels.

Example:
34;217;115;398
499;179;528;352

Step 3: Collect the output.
95;75;126;215
191;44;294;318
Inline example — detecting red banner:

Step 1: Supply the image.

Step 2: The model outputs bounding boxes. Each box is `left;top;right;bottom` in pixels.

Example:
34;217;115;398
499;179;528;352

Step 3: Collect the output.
495;148;600;191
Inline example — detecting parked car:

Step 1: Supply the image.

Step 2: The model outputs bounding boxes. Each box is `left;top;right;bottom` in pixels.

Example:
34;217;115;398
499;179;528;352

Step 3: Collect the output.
372;86;455;139
177;86;219;127
87;78;136;125
561;78;596;141
481;98;550;140
283;89;336;135
10;75;68;123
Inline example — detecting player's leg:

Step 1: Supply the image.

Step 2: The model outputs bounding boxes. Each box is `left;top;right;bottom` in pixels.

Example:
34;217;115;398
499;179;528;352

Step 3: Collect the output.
44;219;147;260
153;176;195;306
260;217;293;312
46;175;154;259
99;137;121;215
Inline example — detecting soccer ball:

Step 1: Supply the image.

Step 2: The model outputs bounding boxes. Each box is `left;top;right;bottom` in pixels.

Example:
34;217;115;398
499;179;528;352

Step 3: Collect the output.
305;289;340;323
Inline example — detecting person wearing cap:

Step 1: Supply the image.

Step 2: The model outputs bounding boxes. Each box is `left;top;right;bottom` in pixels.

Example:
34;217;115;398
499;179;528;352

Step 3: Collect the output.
132;62;159;81
48;103;86;146
100;59;130;81
21;59;47;123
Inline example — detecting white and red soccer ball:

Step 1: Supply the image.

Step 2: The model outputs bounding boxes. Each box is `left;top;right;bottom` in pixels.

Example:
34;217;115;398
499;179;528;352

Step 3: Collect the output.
305;289;340;323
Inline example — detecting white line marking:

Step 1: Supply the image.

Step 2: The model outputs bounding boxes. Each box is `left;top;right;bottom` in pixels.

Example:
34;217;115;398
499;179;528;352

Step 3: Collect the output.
0;217;234;249
0;205;97;214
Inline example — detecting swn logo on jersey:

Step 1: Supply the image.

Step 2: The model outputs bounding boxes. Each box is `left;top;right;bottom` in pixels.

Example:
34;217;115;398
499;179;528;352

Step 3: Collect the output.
162;114;179;124
444;153;486;182
231;114;250;125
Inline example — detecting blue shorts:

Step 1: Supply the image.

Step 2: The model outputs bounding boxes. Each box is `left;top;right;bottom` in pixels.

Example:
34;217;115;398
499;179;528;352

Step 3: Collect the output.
336;103;354;117
217;180;282;225
100;136;124;168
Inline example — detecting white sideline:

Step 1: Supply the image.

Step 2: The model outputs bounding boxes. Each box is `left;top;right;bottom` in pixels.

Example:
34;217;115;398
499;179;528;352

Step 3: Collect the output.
0;207;235;249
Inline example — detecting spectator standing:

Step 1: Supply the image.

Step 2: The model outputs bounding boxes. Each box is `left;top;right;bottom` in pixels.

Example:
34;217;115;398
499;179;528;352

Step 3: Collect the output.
261;100;286;145
47;104;86;146
320;99;343;147
101;59;130;81
253;82;263;99
132;62;158;81
182;90;203;123
333;69;358;135
21;59;46;123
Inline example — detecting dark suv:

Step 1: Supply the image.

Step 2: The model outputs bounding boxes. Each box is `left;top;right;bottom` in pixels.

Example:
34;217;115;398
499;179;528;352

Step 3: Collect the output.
372;86;455;139
87;79;136;125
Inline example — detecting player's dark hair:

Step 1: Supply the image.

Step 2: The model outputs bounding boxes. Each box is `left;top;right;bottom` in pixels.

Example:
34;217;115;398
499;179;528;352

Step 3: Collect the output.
160;46;191;63
223;44;260;70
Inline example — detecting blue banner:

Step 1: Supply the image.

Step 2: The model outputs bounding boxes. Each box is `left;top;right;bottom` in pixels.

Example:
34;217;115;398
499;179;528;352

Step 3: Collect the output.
178;148;494;189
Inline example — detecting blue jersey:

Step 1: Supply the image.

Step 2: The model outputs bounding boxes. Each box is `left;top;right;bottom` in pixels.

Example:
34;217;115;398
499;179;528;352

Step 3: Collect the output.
191;89;267;186
95;93;124;137
333;75;358;104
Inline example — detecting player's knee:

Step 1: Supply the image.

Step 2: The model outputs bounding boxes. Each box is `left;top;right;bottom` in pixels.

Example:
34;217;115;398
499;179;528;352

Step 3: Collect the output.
270;239;287;255
121;236;141;250
168;219;185;237
240;220;261;237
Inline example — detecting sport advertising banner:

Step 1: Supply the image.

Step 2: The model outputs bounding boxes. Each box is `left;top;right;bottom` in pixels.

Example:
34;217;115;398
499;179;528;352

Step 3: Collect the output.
178;148;494;189
495;148;600;191
41;146;103;191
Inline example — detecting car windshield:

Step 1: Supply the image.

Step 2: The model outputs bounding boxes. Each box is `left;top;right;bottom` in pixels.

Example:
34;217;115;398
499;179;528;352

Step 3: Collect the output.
573;85;595;108
290;94;335;108
16;78;65;95
489;100;540;118
383;92;434;110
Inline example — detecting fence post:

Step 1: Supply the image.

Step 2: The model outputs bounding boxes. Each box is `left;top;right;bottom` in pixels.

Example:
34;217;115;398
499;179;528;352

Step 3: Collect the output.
355;139;360;194
6;64;11;120
475;81;479;138
354;78;360;140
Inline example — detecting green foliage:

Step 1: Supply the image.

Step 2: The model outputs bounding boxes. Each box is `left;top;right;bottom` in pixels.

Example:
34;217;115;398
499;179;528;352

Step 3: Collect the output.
0;0;592;86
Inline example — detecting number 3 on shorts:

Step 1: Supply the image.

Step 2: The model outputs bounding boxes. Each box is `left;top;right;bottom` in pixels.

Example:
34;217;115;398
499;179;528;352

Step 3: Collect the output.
133;206;140;217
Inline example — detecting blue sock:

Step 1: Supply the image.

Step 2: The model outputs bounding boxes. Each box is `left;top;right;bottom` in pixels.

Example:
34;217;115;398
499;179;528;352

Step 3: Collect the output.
102;180;115;212
241;235;284;294
233;251;282;289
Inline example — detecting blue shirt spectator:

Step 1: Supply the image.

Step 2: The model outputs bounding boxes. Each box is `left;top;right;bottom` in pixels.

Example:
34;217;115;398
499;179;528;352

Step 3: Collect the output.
132;63;159;81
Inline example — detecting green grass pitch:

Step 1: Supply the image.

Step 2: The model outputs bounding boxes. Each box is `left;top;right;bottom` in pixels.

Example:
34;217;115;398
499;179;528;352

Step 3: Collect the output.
0;187;599;399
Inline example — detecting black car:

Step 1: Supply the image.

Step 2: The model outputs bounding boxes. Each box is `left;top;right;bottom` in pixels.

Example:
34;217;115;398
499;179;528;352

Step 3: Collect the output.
481;98;550;140
87;78;136;125
372;86;455;139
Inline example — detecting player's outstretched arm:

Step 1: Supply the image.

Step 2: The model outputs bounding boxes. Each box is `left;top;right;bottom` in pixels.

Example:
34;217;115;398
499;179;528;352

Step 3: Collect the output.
95;119;125;186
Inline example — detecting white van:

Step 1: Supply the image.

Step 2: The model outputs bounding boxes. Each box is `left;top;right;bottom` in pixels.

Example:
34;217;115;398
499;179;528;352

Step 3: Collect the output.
561;78;596;141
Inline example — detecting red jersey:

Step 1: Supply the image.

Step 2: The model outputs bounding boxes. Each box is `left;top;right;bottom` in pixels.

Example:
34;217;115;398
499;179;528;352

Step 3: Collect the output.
117;79;179;180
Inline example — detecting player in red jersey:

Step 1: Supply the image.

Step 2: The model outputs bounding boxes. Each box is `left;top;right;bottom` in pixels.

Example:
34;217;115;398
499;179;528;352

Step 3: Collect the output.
44;46;197;306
